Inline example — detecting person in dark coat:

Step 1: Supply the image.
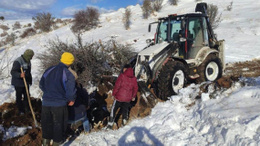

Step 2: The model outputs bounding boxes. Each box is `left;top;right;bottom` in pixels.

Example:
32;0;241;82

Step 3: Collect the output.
11;49;34;115
107;66;138;129
39;52;77;146
67;68;90;134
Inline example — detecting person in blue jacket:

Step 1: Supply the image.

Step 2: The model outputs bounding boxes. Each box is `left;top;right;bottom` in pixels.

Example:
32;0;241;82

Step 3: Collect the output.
39;52;77;146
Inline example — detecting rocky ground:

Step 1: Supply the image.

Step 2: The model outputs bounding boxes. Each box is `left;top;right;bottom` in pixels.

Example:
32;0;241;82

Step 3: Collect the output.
0;59;260;145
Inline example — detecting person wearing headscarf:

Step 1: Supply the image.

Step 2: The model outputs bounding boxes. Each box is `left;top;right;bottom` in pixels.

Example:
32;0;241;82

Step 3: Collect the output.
11;49;34;115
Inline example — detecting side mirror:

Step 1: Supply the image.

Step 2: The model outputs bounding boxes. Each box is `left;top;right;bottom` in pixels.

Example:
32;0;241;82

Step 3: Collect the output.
148;24;151;32
180;37;187;42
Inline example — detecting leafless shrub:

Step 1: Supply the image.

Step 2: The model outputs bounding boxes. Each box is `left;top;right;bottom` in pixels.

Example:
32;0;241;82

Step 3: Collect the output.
13;21;21;30
152;0;163;12
122;8;132;30
5;33;16;46
227;1;233;11
62;19;72;25
169;0;179;5
55;18;63;24
38;36;136;86
1;31;8;37
103;38;136;72
142;0;153;19
32;12;55;32
0;25;9;31
23;23;32;28
0;41;5;47
0;16;4;21
0;16;5;21
71;7;100;34
20;28;36;38
0;49;13;79
33;21;40;30
207;4;222;29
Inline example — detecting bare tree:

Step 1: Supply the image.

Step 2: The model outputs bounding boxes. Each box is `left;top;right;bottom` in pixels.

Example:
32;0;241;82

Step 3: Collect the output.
207;4;222;29
5;33;16;46
142;0;152;19
0;49;13;79
71;7;100;34
122;8;132;30
0;16;4;21
227;1;233;11
0;24;9;31
152;0;163;12
32;12;55;32
13;21;21;30
20;28;36;38
169;0;179;5
0;31;8;37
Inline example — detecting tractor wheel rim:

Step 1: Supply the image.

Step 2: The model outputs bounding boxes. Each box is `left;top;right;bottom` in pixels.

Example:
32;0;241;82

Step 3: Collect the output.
206;62;219;81
172;70;185;93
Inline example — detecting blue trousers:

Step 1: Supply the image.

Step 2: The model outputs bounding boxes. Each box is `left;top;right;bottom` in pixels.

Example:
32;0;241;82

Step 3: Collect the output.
68;114;90;132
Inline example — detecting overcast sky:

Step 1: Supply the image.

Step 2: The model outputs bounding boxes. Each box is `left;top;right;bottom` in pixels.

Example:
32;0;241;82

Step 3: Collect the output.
0;0;141;20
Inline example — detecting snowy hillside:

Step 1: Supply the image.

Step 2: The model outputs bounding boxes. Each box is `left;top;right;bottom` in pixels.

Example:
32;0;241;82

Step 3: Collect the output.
0;0;260;145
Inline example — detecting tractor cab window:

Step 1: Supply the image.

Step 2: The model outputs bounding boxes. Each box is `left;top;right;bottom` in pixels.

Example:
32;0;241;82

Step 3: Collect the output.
156;20;168;43
156;19;181;44
187;17;205;59
170;20;181;42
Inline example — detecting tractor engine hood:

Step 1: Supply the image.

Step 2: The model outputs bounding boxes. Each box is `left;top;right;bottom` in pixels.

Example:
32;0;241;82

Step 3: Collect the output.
138;42;170;57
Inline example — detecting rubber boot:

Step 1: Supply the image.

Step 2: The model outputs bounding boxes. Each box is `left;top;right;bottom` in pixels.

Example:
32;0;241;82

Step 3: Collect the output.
42;138;51;146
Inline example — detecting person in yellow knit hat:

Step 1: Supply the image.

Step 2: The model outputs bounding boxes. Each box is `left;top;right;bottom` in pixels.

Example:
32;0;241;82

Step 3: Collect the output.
40;52;77;146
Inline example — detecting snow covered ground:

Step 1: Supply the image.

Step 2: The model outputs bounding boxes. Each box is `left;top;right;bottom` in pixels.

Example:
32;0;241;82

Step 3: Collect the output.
0;0;260;145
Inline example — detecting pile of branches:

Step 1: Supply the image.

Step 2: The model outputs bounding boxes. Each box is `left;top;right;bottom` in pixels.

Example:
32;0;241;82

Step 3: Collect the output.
38;35;136;87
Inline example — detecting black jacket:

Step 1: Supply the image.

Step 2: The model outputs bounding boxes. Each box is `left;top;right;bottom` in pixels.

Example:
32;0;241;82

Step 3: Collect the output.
11;55;32;87
68;83;89;121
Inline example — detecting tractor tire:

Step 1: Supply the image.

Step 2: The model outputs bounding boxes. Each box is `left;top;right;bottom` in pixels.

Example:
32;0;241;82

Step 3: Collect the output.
157;60;187;100
196;54;222;83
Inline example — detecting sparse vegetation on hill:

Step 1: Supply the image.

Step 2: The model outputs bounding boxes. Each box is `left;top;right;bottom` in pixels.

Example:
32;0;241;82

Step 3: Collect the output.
12;21;21;30
32;12;55;32
142;0;153;19
122;8;132;30
71;7;100;34
207;3;222;29
0;16;4;21
20;28;36;38
169;0;179;5
152;0;163;12
0;24;9;31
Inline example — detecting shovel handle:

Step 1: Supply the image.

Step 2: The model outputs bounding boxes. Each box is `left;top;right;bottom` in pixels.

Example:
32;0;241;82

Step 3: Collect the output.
20;67;38;127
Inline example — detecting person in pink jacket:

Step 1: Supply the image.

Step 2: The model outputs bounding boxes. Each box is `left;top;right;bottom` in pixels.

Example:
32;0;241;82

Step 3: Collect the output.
107;65;138;129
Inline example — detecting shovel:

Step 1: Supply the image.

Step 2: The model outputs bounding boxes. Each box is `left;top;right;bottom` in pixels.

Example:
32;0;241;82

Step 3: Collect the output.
20;67;38;127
